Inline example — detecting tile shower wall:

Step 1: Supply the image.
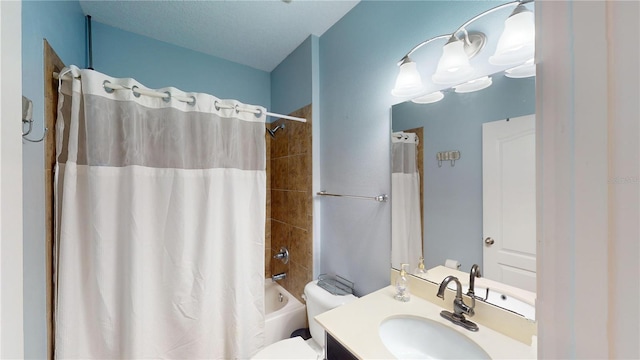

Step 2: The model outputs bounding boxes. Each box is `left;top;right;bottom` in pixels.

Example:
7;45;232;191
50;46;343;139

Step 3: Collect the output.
267;104;313;302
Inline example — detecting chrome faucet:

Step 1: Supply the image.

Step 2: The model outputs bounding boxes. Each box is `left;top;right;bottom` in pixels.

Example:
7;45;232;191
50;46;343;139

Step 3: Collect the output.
273;246;289;264
436;275;479;331
271;272;286;282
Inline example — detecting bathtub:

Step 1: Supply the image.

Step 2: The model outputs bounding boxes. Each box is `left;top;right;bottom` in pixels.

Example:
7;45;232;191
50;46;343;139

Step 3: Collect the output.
263;279;307;347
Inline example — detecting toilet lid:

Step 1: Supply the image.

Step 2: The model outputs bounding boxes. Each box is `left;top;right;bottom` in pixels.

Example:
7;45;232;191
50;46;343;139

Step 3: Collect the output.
251;337;319;360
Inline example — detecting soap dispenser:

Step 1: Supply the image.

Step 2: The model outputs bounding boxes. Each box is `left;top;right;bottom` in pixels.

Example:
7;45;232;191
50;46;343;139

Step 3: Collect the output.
414;256;427;276
394;263;411;302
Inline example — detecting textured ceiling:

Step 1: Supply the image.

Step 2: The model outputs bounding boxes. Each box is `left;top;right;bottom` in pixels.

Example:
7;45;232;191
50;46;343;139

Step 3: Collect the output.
79;0;360;72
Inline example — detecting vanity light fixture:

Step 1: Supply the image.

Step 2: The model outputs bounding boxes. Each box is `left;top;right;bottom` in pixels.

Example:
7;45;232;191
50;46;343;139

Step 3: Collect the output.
489;4;535;66
505;58;536;78
431;33;484;85
391;57;424;97
392;0;534;100
391;34;450;97
411;91;445;104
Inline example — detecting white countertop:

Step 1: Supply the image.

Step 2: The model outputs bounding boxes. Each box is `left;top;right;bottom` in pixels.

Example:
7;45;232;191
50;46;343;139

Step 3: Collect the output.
315;286;536;359
417;266;536;307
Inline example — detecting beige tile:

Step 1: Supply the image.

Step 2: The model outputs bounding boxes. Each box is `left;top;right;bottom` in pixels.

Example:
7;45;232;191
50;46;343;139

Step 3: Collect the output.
272;157;288;190
305;149;312;175
287;191;307;229
265;218;271;279
265;248;272;278
306;190;313;218
290;122;311;156
300;104;312;124
288;104;312;156
288;155;309;192
266;159;272;190
271;190;286;222
306;215;313;234
265;220;272;251
265;133;271;161
290;226;312;270
282;274;293;292
288;261;304;303
288;261;313;303
271;220;291;252
266;190;271;219
270;121;289;159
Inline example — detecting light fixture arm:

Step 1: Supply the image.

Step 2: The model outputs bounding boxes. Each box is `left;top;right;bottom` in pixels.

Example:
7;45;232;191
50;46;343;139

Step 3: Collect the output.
392;0;535;99
398;0;534;66
398;34;451;65
452;0;533;39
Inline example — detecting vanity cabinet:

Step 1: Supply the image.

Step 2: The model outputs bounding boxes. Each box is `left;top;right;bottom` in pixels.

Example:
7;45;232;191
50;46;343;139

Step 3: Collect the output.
326;333;357;360
316;285;536;359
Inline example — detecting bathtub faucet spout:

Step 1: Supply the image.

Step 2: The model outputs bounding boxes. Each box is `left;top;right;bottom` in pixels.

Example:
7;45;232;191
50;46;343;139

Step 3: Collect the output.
272;272;287;282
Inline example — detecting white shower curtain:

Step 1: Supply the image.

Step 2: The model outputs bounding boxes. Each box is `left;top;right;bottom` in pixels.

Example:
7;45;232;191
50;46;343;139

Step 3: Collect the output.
391;132;422;271
54;66;265;359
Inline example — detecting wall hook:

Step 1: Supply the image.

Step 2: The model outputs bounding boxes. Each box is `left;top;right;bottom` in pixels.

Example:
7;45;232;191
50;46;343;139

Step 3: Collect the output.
23;127;48;143
436;150;461;167
21;95;47;143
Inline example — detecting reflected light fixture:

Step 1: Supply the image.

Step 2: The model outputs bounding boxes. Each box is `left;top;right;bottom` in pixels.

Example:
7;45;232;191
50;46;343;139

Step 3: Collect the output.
454;76;493;93
411;91;445;104
392;0;534;101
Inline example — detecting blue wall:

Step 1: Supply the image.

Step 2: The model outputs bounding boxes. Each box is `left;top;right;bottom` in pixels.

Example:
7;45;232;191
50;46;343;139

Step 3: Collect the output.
20;2;526;355
91;22;271;108
392;75;535;272
318;1;506;295
271;36;314;118
22;1;86;358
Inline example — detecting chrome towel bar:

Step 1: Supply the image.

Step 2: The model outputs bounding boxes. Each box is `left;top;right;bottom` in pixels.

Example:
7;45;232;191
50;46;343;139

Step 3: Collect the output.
317;190;388;203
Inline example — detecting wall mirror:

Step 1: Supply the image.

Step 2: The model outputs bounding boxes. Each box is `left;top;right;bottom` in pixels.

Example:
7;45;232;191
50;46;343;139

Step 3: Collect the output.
391;73;536;319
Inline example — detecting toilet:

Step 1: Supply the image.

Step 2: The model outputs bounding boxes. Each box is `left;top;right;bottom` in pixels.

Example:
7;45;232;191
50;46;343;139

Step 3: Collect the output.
252;280;357;359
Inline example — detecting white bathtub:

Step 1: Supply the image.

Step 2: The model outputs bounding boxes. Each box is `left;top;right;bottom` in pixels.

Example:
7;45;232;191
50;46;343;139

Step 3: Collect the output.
263;279;307;347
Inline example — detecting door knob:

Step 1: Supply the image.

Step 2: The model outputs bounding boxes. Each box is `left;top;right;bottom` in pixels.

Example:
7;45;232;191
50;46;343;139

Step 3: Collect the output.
484;237;495;246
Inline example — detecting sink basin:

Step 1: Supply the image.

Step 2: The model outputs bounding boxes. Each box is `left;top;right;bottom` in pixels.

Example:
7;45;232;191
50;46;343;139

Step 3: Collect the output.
379;316;491;359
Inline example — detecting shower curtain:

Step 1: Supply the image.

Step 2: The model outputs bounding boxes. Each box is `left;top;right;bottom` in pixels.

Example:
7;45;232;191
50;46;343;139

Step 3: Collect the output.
391;132;422;271
54;66;265;358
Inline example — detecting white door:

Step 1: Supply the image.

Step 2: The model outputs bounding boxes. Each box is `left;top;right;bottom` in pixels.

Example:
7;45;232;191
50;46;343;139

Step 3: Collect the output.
482;115;536;292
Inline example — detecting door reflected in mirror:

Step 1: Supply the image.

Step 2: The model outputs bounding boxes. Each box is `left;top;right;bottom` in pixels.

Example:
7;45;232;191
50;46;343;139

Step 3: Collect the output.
391;74;535;317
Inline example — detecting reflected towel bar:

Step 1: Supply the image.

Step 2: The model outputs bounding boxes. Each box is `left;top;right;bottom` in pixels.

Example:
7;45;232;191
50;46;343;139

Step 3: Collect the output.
317;191;388;203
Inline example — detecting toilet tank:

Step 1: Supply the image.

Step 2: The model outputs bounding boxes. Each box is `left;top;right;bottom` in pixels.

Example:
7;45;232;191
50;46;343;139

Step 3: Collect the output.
304;281;356;348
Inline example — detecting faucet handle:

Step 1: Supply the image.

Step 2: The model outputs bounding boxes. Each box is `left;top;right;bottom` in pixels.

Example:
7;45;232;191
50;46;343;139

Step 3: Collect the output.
454;298;475;317
273;246;289;264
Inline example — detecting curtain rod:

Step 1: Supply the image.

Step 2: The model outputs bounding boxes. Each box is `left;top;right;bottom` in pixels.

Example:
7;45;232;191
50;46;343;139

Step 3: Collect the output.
53;72;307;123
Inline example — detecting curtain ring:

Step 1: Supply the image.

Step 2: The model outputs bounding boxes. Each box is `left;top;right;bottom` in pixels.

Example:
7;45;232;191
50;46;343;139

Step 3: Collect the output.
188;96;196;106
162;91;171;103
234;104;240;114
254;108;263;118
214;100;221;111
103;80;114;94
131;85;141;98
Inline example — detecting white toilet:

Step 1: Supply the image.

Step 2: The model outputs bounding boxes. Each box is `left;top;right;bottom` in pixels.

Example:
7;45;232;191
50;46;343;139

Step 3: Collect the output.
252;280;357;359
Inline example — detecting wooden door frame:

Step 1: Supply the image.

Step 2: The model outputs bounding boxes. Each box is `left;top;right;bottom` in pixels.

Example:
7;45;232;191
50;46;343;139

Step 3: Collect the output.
44;39;64;360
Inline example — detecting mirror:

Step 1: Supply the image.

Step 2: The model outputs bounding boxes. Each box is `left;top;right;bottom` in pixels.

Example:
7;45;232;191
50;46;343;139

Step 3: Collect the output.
391;74;536;318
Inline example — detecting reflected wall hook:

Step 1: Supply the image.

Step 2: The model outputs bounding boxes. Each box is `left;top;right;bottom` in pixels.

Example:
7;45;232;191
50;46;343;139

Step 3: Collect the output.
437;150;461;167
